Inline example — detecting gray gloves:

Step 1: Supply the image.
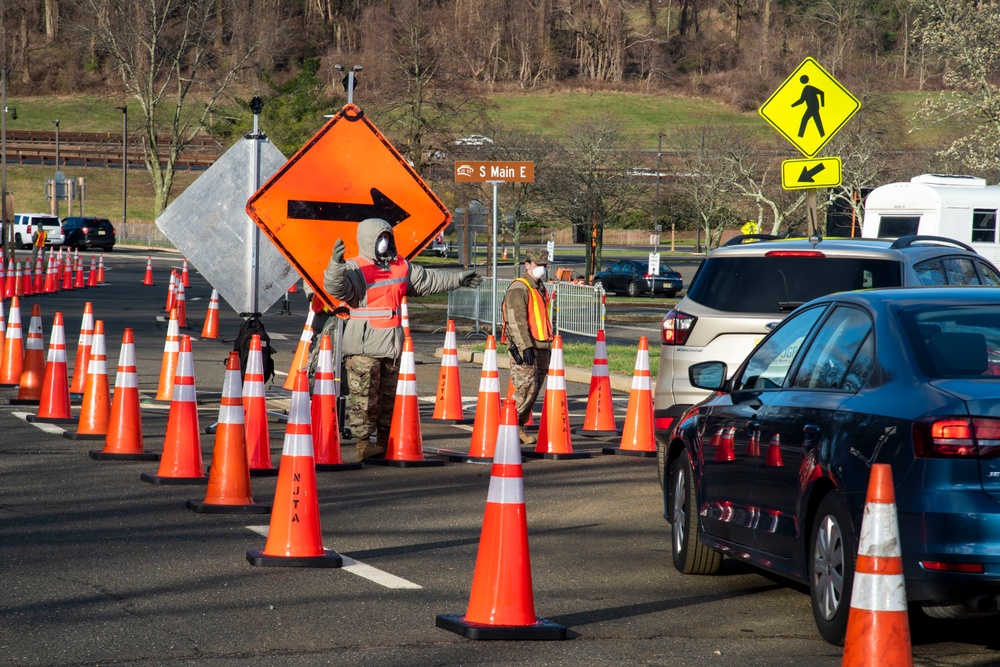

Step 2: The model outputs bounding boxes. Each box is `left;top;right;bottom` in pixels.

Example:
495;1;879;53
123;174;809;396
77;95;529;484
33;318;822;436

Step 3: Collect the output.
332;239;346;264
460;269;482;288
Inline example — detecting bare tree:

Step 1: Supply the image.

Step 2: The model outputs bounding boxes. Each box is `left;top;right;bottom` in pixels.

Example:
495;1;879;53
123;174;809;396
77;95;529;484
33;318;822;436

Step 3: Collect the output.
84;0;276;214
671;127;741;251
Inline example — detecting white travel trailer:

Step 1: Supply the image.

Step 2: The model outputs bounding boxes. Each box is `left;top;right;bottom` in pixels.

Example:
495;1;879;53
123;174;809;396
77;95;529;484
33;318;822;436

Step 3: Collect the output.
861;174;1000;262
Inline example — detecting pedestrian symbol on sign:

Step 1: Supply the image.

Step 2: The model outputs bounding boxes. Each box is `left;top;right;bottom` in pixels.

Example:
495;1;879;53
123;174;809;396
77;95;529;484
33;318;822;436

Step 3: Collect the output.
792;76;825;139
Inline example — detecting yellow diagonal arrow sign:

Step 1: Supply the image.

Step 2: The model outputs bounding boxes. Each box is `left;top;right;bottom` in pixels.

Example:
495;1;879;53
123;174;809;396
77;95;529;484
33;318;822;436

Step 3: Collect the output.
781;157;842;190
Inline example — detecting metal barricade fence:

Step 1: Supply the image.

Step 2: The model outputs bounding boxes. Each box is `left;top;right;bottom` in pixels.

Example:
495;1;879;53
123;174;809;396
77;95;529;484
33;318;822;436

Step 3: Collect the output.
447;278;605;339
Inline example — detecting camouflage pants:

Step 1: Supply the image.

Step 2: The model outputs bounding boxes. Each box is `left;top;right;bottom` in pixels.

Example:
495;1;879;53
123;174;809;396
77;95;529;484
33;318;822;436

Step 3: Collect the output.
346;354;400;447
509;349;550;426
306;311;338;381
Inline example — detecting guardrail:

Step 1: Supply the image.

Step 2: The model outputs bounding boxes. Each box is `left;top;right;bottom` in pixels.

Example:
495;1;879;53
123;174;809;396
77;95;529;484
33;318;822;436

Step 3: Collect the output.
447;277;605;339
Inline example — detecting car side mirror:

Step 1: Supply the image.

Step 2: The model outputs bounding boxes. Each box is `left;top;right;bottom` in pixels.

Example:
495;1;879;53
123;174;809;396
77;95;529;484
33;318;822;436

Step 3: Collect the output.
689;361;728;391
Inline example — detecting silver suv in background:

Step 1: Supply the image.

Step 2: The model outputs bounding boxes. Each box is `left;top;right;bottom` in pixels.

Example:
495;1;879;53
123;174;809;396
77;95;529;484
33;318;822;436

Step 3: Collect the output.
653;234;1000;477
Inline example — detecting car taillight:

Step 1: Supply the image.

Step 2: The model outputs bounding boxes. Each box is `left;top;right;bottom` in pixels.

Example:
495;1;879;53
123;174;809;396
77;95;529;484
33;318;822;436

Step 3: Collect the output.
644;273;652;279
764;250;826;258
912;417;1000;458
920;561;985;574
82;227;89;234
661;310;696;346
654;416;675;431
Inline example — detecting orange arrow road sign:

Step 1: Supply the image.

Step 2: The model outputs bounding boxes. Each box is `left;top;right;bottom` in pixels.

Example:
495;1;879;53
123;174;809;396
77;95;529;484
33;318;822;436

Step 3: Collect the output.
246;104;451;311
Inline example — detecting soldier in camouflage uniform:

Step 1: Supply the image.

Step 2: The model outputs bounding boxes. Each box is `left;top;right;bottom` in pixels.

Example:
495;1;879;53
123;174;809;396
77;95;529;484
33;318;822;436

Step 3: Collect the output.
502;248;553;445
325;218;481;461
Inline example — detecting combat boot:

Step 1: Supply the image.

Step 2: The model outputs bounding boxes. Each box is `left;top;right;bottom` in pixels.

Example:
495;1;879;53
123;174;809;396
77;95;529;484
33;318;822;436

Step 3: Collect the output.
356;436;386;461
519;429;536;446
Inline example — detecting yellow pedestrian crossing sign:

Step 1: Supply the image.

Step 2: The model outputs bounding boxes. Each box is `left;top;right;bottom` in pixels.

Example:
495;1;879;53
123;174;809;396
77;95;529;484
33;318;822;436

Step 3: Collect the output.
759;58;860;157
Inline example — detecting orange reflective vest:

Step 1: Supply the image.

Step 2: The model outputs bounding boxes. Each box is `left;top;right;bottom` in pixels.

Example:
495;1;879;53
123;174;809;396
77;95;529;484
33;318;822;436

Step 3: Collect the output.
349;256;409;329
504;277;552;344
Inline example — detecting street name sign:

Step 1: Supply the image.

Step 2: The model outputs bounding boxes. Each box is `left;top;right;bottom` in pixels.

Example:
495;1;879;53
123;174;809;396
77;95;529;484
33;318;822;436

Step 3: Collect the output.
781;157;842;190
246;104;451;310
759;57;860;158
455;161;535;183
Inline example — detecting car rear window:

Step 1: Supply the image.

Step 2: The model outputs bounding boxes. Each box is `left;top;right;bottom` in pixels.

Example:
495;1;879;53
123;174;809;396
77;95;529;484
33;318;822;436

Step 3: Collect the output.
36;217;61;228
902;306;1000;378
686;256;902;314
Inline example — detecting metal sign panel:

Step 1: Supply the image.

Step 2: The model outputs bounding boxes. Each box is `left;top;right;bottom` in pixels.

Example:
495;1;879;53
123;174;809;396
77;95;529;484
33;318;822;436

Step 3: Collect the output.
156;138;295;315
759;57;860;158
781;157;842;190
455;161;535;183
245;104;451;310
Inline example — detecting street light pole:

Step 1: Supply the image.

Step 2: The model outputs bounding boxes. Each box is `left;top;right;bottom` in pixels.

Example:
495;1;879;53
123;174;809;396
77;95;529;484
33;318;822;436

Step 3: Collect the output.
116;106;127;239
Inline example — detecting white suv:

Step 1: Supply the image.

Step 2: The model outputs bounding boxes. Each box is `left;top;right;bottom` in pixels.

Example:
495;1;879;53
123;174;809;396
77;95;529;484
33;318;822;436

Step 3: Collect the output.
654;234;1000;479
11;213;65;249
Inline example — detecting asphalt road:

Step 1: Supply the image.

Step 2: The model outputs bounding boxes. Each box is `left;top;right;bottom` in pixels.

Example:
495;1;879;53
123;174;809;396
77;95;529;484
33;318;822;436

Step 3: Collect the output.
2;248;998;667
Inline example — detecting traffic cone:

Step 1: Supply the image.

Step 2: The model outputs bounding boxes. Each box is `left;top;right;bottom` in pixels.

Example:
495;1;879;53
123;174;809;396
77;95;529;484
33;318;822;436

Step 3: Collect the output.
97;254;106;284
73;253;85;288
283;309;314;391
90;329;159;461
140;336;208;485
244;334;278;476
365;337;445;468
605;336;656;457
287;280;298;293
142;256;154;285
765;433;784;467
247;369;343;567
175;280;188;328
181;259;190;287
0;298;24;387
714;426;736;462
33;251;44;294
12;305;45;405
400;296;411;340
312;334;361;472
465;335;502;462
506;376;533;426
187;351;271;513
437;397;568;640
14;260;23;297
575;329;619;437
842;463;912;667
43;254;57;293
61;257;73;290
200;289;220;339
0;301;7;377
26;312;74;424
22;260;33;296
746;429;761;457
164;270;176;313
154;308;181;402
431;320;471;424
4;260;14;297
66;320;110;440
87;256;98;287
70;302;95;398
527;336;590;460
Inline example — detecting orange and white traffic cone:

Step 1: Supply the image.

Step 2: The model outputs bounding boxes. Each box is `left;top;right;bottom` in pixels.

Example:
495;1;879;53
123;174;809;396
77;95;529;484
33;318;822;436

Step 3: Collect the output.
576;329;619;438
0;298;25;387
70;302;95;398
74;252;85;289
27;312;74;424
4;259;14;297
22;260;33;296
164;270;176;313
187;351;271;514
465;335;502;462
400;295;411;340
247;369;343;567
605;336;656;457
43;254;57;293
181;258;190;287
140;336;208;485
66;320;110;440
765;433;784;467
87;256;98;287
0;301;7;378
175;280;188;328
714;426;737;462
244;334;277;476
200;288;220;339
154;307;181;402
14;260;24;297
89;329;159;461
366;337;445;468
431;320;470;424
97;253;106;284
62;256;73;290
842;463;912;667
283;309;314;391
142;256;154;285
312;334;361;472
528;336;590;460
437;397;568;640
33;251;44;294
12;305;45;405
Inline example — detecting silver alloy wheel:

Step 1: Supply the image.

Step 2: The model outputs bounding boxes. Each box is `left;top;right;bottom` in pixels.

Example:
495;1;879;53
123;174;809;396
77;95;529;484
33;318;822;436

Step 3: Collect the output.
812;514;845;621
672;461;686;555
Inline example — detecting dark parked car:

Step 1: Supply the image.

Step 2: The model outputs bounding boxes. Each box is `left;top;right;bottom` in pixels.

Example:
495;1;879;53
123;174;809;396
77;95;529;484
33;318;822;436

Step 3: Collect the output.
593;259;683;297
61;216;116;251
662;287;1000;644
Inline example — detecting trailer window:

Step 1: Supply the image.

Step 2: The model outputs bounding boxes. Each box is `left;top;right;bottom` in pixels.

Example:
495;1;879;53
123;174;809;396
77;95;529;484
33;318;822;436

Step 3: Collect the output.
877;216;920;237
973;209;998;243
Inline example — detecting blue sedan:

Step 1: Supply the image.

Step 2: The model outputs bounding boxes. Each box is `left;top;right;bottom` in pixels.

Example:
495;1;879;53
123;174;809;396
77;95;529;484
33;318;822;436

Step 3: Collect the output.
662;287;1000;644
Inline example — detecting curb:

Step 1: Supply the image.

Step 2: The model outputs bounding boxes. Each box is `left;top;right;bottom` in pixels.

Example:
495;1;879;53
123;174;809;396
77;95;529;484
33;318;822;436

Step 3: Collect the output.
439;347;636;392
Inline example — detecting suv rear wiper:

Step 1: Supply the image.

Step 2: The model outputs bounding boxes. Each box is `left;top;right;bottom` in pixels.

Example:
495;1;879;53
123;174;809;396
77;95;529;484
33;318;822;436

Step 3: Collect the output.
778;301;805;311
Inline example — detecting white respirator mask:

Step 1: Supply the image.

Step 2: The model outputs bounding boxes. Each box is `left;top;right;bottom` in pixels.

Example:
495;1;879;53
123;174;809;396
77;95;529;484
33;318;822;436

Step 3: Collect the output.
376;236;390;256
531;265;546;280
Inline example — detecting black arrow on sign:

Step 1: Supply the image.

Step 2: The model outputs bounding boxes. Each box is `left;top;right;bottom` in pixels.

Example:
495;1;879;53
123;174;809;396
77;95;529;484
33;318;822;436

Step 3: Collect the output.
287;188;410;226
797;163;827;183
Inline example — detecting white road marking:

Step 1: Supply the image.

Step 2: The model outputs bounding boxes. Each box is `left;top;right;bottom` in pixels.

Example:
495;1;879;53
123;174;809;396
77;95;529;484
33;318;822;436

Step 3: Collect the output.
12;411;66;435
245;525;422;589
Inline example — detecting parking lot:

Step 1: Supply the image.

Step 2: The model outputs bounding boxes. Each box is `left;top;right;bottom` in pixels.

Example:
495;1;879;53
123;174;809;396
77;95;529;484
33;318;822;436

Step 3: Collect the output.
1;249;998;666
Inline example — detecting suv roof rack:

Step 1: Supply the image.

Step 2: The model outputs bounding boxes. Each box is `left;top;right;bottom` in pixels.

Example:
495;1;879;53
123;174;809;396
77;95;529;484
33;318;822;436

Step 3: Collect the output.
722;234;784;247
889;235;975;252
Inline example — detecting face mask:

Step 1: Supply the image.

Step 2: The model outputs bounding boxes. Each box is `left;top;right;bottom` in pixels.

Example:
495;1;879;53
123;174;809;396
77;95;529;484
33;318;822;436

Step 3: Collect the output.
531;265;546;280
376;236;389;256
